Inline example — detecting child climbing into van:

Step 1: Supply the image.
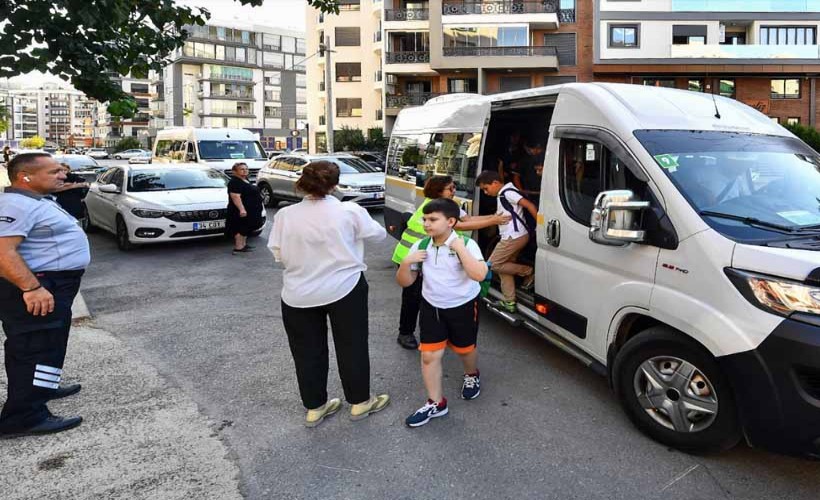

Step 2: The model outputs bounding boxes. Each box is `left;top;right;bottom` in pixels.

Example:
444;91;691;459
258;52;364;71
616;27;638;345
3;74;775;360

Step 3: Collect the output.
475;171;538;313
396;198;488;427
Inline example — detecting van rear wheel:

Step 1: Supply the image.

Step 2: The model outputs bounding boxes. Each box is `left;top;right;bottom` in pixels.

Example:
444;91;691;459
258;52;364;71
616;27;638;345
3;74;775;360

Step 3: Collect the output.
613;327;742;453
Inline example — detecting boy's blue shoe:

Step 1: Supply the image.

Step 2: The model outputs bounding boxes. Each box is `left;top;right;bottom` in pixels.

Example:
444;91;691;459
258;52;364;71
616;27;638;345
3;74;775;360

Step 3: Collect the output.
405;398;448;428
461;373;480;400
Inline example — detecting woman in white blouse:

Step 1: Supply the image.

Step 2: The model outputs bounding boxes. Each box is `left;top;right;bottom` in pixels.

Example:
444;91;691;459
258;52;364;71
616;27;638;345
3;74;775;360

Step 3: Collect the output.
268;161;390;427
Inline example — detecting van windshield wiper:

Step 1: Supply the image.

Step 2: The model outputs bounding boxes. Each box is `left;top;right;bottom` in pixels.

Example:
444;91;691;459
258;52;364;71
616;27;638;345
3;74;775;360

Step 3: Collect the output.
698;210;799;233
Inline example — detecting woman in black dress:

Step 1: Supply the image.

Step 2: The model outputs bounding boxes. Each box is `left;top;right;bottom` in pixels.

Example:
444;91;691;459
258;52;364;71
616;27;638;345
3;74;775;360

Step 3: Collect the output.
54;163;89;220
226;162;264;254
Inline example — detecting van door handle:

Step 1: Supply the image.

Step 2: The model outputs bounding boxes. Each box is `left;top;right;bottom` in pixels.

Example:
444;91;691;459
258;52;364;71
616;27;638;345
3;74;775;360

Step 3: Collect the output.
547;219;560;247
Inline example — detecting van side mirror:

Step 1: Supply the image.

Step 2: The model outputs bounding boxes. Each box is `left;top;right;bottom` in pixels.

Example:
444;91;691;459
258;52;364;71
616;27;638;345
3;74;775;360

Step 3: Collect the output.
589;190;650;246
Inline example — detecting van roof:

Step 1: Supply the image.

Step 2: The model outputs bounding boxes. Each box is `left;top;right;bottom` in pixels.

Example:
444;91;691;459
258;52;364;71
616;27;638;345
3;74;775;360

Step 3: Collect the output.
391;83;789;138
155;128;259;141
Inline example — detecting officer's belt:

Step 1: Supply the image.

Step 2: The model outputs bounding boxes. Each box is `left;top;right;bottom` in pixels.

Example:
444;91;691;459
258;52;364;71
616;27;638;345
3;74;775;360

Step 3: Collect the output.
34;270;85;278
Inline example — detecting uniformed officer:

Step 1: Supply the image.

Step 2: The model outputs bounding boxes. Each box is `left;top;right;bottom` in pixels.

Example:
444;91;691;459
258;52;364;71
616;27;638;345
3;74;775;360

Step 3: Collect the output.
0;152;90;437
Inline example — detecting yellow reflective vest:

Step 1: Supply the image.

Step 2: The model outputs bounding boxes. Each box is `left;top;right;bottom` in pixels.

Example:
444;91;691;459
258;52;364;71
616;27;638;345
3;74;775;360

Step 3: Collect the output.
391;198;430;264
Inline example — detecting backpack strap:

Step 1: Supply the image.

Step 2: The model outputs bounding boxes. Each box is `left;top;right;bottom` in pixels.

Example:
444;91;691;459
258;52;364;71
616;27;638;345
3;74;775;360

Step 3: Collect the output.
498;188;532;233
418;236;432;251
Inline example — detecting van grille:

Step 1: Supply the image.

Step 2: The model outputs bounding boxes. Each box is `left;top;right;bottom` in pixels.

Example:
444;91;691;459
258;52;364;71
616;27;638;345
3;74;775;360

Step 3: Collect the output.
796;367;820;400
167;209;227;222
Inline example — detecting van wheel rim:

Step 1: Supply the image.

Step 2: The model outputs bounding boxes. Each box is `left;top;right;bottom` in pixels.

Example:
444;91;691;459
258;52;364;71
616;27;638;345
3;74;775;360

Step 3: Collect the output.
632;356;718;433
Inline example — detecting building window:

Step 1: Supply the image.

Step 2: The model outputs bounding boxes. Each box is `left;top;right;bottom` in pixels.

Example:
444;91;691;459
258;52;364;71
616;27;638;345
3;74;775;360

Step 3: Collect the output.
265;72;281;86
296;88;307;103
609;24;639;48
786;117;800;126
339;0;361;11
444;26;527;49
335;27;361;47
688;79;705;92
296;38;306;55
543;76;577;86
263;34;281;51
499;76;531;93
543;33;577;66
719;79;735;99
672;25;707;45
264;51;284;68
336;98;362;117
771;117;780;124
771;79;801;99
336;62;362;82
721;32;746;45
760;26;816;45
264;88;281;102
448;78;478;93
282;36;296;54
642;78;675;88
296;74;306;88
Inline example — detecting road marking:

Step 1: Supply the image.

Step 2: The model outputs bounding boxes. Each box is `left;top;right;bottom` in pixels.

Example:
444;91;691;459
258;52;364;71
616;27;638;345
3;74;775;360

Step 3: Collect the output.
660;464;700;492
317;465;361;473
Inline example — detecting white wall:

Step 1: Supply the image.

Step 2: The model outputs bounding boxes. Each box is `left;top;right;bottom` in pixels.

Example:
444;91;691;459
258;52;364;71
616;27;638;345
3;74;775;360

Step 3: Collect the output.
600;20;721;59
600;0;672;12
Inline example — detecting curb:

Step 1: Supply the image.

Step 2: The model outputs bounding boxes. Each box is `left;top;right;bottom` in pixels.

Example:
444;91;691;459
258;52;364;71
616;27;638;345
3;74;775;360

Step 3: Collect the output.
71;292;91;321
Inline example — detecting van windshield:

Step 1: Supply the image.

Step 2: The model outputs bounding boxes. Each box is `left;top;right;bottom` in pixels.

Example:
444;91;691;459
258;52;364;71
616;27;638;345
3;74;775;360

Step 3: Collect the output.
198;140;265;160
635;130;820;240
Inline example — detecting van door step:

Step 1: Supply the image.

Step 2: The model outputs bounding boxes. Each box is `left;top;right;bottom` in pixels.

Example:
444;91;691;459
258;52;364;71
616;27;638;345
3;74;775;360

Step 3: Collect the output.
482;297;523;326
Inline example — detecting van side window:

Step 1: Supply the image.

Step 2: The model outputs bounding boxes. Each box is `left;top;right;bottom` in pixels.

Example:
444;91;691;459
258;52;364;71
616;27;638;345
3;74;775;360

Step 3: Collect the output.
559;139;647;226
387;133;433;180
424;133;481;199
155;140;173;158
170;141;186;161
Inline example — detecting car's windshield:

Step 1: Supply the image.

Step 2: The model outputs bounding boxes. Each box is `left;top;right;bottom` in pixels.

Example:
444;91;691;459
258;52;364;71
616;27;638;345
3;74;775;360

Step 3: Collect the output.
636;130;820;240
198;140;265;160
128;169;228;192
337;157;381;174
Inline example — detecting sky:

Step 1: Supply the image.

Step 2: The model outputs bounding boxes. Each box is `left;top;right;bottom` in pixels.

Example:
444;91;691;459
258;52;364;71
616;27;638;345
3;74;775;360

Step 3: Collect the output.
6;0;308;88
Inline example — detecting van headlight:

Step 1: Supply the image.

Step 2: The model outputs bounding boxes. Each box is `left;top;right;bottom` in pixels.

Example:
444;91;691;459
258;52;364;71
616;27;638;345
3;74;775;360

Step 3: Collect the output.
725;268;820;317
131;208;175;219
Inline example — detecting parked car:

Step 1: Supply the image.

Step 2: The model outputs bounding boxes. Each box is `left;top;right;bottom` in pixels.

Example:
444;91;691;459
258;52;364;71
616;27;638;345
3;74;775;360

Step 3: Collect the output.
52;154;105;183
84;165;265;251
266;150;287;159
128;151;152;164
350;151;385;170
256;153;385;208
87;147;110;159
113;148;150;160
291;147;308;154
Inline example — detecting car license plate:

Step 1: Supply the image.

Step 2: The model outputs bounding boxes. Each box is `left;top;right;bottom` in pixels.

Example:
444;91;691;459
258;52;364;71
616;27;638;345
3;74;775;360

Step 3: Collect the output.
373;192;384;199
193;220;225;231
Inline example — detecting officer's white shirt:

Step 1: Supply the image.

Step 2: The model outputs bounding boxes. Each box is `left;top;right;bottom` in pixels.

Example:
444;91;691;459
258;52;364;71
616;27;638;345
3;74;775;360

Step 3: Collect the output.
409;230;484;309
497;182;528;240
268;195;386;308
0;188;90;272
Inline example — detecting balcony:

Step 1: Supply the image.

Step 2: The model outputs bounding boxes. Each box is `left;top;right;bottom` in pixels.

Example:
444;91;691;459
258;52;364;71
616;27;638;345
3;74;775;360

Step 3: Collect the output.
442;1;573;26
444;45;557;57
386;51;430;63
669;44;820;59
436;45;558;69
672;0;820;11
204;93;256;101
385;8;429;21
386;93;441;109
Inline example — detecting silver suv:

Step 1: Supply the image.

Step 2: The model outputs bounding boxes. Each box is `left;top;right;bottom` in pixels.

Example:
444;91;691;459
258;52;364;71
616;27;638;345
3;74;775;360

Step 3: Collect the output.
256;153;385;208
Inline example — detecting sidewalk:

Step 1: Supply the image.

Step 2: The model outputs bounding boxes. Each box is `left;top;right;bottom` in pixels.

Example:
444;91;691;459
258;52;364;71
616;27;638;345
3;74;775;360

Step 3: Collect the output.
0;323;242;499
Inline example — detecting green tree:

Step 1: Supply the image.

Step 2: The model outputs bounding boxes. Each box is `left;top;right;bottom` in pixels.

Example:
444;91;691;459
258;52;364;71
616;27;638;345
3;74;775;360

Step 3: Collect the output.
784;122;820;153
401;145;423;166
20;136;46;149
365;128;388;152
0;107;9;134
334;127;366;151
0;0;339;110
114;136;142;152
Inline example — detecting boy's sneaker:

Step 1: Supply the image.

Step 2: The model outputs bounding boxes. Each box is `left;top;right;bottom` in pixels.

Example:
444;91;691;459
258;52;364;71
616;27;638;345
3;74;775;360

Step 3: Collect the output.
495;300;517;313
461;373;481;400
405;398;448;428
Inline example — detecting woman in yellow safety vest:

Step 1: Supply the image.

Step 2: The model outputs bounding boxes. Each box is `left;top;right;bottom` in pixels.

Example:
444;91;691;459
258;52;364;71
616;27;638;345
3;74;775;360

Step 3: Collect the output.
393;175;510;349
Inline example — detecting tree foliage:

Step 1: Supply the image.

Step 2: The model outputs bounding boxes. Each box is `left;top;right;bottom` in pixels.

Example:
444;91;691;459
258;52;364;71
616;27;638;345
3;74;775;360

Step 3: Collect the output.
0;0;340;108
20;136;46;149
784;122;820;153
0;107;9;134
334;127;366;151
113;136;142;152
366;128;388;152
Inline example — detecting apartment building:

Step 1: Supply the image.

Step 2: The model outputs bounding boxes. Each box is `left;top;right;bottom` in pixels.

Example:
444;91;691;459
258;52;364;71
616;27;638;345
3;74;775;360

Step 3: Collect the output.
594;0;820;127
154;22;307;151
307;0;589;151
93;75;152;148
306;0;384;152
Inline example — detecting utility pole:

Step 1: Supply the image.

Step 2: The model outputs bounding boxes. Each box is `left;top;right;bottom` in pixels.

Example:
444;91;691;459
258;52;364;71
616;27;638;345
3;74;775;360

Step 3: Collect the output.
322;35;334;153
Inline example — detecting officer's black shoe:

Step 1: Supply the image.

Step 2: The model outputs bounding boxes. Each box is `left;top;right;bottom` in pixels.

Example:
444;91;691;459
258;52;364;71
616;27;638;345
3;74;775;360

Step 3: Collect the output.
0;415;83;438
397;334;419;350
47;383;82;401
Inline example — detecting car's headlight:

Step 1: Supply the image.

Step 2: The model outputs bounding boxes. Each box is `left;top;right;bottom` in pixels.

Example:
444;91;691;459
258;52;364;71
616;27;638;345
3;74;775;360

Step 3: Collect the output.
725;268;820;317
131;208;175;219
337;184;356;192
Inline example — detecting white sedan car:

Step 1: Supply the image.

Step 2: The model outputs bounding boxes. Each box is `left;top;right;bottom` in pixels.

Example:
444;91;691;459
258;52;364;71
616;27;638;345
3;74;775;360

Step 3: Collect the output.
83;165;265;250
128;151;152;164
113;148;150;160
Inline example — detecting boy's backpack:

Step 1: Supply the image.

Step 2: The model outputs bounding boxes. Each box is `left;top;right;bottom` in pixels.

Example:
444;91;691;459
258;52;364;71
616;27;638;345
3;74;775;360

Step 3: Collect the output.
417;236;492;298
498;187;536;236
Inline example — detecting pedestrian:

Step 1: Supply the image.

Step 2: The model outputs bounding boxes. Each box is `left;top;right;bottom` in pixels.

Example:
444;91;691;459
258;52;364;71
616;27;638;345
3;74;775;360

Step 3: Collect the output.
0;153;89;437
226;162;264;255
268;160;390;427
3;146;11;165
392;175;509;350
53;163;90;221
475;171;537;313
397;198;488;427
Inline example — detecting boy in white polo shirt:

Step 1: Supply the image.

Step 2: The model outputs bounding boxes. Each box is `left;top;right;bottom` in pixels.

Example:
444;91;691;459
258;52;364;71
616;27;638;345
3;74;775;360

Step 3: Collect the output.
476;170;538;313
396;198;488;427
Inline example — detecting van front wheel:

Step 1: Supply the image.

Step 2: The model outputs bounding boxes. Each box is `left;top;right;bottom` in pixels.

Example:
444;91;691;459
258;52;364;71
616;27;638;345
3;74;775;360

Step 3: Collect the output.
613;327;742;453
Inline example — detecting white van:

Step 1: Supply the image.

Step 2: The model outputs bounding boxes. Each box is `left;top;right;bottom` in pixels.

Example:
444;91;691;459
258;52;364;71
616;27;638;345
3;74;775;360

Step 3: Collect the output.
152;128;267;180
385;83;820;457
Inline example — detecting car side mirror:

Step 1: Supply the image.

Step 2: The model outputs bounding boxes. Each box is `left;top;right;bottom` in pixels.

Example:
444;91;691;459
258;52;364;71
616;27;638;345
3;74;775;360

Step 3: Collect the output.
589;190;650;246
98;183;120;194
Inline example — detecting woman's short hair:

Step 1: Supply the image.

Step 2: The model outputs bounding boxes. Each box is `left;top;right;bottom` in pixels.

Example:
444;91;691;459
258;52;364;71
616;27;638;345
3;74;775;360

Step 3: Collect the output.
295;160;340;196
423;175;454;199
232;162;248;172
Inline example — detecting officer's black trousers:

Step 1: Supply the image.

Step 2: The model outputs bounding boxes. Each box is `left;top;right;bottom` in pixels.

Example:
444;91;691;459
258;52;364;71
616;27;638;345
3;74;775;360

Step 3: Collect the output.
398;271;422;337
0;271;83;431
281;274;370;410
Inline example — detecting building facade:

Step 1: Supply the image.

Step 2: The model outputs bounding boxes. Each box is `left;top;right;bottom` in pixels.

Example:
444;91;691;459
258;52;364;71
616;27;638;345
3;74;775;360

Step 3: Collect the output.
153;22;307;151
94;75;153;148
594;0;820;127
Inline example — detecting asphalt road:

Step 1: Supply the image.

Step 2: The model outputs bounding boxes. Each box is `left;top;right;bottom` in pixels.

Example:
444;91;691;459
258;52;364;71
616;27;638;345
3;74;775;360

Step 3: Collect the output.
79;206;820;500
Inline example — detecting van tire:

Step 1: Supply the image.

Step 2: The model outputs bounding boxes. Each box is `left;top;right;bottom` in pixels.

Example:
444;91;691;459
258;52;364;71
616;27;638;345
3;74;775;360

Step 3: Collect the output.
613;327;742;454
